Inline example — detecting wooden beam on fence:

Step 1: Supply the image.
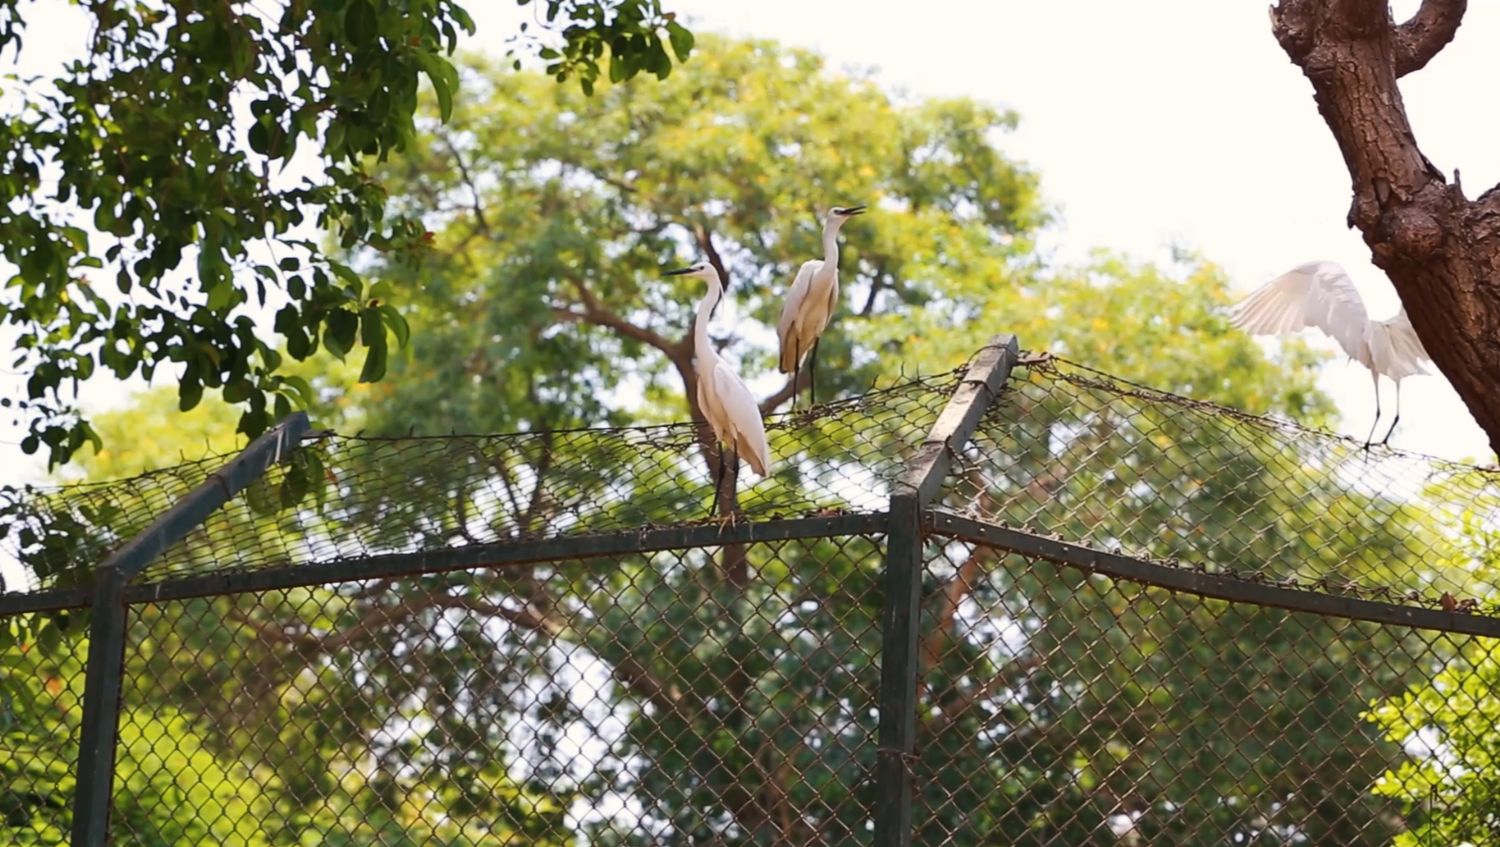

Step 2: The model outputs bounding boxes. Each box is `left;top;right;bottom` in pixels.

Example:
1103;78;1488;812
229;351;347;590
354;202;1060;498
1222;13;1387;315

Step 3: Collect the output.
875;334;1020;847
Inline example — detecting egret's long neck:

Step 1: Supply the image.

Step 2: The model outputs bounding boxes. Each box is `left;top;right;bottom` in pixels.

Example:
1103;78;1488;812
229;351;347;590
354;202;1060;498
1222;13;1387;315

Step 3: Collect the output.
822;219;843;268
694;274;722;366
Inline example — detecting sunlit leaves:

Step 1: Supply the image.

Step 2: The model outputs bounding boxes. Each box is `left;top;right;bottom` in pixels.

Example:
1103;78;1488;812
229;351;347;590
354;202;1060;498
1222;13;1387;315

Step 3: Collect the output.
0;0;693;469
514;0;691;95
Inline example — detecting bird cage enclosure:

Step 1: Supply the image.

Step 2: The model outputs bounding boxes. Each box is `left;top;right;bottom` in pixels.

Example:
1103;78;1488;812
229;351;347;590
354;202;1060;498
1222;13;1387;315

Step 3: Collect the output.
2;335;1498;847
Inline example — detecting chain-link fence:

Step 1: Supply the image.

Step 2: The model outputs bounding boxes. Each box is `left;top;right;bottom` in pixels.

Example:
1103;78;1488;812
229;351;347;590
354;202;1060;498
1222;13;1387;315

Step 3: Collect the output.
1;335;1497;846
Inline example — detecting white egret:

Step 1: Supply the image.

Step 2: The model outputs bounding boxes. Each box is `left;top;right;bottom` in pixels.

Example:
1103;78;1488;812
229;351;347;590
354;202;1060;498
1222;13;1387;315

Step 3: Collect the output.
665;261;772;519
1229;260;1431;448
776;204;867;407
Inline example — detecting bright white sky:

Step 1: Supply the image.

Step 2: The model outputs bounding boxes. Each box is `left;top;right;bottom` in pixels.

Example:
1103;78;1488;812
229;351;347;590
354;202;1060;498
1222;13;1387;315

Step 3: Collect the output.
0;0;1495;496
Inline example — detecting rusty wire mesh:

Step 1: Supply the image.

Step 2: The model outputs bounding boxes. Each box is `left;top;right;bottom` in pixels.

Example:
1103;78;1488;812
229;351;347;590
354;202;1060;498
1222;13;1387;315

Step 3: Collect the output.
916;538;1494;847
0;369;958;589
943;355;1500;612
113;534;885;844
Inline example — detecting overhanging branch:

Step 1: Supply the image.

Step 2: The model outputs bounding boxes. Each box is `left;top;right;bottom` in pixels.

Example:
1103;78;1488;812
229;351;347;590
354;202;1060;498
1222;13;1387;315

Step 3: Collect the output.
1394;0;1467;77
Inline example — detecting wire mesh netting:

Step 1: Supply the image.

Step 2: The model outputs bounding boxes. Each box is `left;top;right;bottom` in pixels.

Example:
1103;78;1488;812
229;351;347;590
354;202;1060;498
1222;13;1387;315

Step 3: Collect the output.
112;535;885;844
916;540;1494;847
0;609;85;843
944;355;1500;613
2;343;1499;846
0;370;958;589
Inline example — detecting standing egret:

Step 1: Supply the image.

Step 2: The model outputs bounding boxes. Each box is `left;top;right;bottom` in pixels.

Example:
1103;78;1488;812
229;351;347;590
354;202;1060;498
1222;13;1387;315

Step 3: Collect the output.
1229;260;1431;448
777;204;867;407
665;261;772;520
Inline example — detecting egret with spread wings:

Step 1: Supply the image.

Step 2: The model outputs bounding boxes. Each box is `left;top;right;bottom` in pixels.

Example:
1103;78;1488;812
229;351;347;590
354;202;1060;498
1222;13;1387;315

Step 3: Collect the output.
665;261;772;521
1230;260;1430;448
777;204;866;407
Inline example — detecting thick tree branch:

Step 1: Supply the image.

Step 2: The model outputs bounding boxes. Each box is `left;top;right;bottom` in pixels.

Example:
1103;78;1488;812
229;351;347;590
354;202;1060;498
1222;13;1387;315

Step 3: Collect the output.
555;280;691;365
1393;0;1466;77
758;371;810;416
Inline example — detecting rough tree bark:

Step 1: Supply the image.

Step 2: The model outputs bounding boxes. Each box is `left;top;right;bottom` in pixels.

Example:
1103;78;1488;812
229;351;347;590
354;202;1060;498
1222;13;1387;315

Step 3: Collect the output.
1269;0;1500;455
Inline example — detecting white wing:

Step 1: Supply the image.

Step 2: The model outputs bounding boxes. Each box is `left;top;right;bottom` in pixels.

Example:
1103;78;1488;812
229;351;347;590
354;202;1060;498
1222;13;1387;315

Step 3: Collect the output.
777;260;822;374
713;362;771;477
1230;261;1371;366
1372;307;1430;380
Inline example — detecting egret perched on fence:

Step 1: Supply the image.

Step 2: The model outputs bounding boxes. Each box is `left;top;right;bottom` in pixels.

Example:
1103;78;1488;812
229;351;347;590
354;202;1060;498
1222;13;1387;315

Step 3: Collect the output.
665;261;772;520
777;204;867;407
1230;260;1431;448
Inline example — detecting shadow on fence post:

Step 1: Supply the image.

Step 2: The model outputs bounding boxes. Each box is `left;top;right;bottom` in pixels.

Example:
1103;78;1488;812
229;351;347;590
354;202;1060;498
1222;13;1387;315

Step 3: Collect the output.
69;411;312;847
875;335;1018;847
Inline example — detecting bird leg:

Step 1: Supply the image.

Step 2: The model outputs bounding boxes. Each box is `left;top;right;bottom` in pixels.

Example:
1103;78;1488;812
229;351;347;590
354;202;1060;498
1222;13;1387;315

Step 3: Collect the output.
707;443;728;521
715;449;743;530
790;339;802;413
1361;373;1382;451
808;337;821;408
1378;382;1402;447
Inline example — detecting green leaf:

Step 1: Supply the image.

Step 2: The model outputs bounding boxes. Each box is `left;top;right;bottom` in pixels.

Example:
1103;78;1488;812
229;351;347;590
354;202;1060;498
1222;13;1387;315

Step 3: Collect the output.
345;0;377;46
417;52;458;123
36;619;60;655
359;337;388;383
667;21;695;63
379;303;409;348
278;461;309;508
179;376;204;412
358;306;387;382
281;375;315;407
246;477;278;516
323;309;358;360
327;260;362;290
223;379;252;403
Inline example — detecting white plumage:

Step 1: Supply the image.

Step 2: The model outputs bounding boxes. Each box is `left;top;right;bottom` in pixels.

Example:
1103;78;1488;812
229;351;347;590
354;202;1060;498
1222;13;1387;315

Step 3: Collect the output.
1230;260;1431;446
665;261;770;516
776;205;866;405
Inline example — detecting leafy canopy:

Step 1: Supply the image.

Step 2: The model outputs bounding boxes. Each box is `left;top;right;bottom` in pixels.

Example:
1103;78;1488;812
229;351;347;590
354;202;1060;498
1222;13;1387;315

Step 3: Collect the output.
0;0;693;469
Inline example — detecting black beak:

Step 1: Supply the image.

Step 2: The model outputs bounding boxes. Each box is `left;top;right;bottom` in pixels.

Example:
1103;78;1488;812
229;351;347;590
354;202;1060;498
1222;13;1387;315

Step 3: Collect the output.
841;205;868;216
663;267;694;276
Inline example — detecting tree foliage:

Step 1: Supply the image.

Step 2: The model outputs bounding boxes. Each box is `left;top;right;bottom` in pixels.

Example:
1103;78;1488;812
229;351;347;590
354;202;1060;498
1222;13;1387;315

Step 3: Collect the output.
1365;510;1500;847
0;0;693;469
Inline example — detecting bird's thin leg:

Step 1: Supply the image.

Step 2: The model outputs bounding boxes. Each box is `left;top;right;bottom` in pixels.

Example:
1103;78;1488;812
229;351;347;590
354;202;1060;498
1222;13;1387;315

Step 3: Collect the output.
1362;373;1382;451
791;339;802;413
707;444;727;520
1379;382;1402;447
717;449;742;530
809;337;821;408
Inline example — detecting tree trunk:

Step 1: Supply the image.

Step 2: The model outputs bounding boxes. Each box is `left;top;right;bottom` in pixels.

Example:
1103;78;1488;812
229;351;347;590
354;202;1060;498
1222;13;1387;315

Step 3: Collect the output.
1270;0;1500;456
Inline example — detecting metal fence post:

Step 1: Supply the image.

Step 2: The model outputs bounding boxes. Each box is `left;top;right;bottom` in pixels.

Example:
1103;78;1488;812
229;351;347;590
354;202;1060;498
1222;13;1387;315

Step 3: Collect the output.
71;566;129;847
69;411;311;846
875;335;1018;847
